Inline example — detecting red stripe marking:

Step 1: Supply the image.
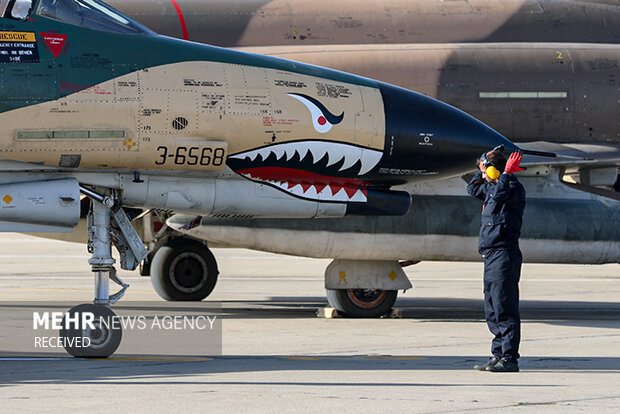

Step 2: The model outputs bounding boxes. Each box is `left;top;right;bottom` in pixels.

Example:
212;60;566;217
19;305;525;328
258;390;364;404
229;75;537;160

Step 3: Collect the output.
169;0;189;40
236;167;370;188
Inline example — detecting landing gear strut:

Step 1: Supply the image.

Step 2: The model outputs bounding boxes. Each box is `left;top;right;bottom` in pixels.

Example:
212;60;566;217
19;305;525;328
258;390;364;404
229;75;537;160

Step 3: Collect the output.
60;189;147;358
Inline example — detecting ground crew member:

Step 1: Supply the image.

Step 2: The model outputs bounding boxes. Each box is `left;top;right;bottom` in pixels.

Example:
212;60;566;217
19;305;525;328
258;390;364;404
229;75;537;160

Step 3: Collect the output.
467;148;526;372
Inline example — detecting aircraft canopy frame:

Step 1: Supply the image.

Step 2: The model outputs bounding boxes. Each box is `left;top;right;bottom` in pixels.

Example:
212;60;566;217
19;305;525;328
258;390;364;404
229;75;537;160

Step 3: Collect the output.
35;0;152;34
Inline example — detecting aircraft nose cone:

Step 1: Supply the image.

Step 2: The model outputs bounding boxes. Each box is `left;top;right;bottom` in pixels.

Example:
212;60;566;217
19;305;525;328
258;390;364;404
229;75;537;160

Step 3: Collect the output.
374;83;518;182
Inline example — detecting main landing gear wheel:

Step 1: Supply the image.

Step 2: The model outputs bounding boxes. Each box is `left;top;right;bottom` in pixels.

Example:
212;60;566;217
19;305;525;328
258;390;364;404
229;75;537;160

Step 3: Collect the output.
150;239;219;301
326;289;398;318
60;303;122;358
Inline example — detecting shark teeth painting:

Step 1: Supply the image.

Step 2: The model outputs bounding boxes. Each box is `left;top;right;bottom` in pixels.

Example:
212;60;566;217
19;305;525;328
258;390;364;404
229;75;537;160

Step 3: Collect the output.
229;140;382;175
228;140;383;202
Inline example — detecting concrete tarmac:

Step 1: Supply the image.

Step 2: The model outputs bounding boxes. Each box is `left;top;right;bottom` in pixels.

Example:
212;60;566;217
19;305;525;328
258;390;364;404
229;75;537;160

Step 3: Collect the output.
0;234;619;413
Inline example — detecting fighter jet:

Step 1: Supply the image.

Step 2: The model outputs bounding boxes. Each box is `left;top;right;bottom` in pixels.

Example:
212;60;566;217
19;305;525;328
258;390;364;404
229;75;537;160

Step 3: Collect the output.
93;1;619;319
0;0;517;356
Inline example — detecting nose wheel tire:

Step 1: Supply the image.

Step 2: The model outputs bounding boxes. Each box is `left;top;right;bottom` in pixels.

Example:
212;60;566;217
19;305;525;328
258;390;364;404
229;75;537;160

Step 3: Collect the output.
60;303;122;358
326;289;398;318
150;239;219;301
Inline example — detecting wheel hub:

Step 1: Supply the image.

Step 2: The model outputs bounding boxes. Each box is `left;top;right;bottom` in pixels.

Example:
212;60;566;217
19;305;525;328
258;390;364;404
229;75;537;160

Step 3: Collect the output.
84;321;112;349
169;252;208;293
346;289;388;309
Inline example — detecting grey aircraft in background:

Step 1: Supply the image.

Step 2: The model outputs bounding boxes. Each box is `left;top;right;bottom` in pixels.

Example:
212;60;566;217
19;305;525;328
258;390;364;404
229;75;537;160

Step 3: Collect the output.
110;0;620;46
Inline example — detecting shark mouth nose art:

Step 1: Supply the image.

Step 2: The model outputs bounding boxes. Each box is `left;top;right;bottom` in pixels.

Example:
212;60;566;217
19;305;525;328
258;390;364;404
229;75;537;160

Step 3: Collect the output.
287;93;344;133
237;167;370;202
228;141;383;203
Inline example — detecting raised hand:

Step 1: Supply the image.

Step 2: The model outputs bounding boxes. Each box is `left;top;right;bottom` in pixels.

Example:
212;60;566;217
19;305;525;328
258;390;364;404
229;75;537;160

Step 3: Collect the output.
504;152;525;174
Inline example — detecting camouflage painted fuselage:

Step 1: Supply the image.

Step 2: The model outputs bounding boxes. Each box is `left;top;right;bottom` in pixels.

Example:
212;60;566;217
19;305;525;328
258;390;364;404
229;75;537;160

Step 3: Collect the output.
0;4;516;215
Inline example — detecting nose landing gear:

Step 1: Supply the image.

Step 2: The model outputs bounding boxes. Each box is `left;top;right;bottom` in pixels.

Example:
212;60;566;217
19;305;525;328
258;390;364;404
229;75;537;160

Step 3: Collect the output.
60;303;123;358
59;188;147;358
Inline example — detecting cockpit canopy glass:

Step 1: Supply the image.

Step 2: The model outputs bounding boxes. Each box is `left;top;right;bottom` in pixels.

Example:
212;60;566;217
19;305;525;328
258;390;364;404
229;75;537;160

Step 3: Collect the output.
36;0;152;34
1;0;33;20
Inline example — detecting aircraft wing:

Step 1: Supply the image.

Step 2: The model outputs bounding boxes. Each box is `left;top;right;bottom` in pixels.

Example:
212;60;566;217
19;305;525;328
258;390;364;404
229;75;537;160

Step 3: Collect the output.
519;142;620;168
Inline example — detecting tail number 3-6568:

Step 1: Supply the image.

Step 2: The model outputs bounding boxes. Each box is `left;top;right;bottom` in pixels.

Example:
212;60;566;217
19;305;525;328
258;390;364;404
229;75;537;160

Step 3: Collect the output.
155;146;226;166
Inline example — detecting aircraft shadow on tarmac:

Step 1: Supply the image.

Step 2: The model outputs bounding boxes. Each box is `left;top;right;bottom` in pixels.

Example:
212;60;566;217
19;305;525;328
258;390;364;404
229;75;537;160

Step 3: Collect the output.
214;297;620;327
2;297;618;325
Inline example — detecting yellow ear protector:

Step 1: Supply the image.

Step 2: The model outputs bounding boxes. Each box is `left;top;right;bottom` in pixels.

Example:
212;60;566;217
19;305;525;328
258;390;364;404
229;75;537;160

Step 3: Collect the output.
486;166;500;180
480;151;501;180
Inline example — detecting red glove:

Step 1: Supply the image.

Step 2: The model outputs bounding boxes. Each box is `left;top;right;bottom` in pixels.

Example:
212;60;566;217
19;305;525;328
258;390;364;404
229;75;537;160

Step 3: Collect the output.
504;152;525;174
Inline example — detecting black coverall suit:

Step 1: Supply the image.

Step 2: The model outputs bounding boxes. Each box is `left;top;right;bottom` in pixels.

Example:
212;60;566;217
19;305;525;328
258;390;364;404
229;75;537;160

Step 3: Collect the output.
467;170;526;361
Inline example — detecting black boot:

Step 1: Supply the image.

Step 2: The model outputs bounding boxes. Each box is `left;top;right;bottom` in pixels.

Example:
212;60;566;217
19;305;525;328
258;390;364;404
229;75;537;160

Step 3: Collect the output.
473;356;500;371
486;358;519;372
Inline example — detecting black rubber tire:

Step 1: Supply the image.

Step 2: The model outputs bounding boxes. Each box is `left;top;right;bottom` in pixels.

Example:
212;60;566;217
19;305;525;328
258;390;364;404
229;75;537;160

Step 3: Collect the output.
326;289;398;318
150;239;218;301
60;303;122;358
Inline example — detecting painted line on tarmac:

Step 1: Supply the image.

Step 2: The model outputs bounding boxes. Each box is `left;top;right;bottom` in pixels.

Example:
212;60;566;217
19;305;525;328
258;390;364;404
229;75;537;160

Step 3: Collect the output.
0;254;290;259
217;256;302;259
0;357;70;361
13;288;155;293
0;276;323;281
3;356;424;363
0;356;211;362
0;255;88;258
0;276;144;280
221;277;618;282
280;356;427;361
396;278;617;282
102;356;212;362
280;356;323;361
357;356;428;360
0;239;72;243
0;253;292;259
220;277;323;281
